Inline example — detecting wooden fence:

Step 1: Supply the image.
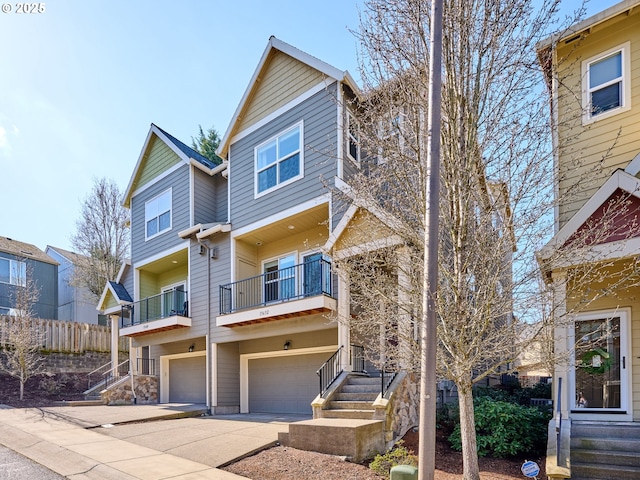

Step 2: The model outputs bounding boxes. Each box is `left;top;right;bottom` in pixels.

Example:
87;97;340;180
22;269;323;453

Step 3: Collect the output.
0;316;128;353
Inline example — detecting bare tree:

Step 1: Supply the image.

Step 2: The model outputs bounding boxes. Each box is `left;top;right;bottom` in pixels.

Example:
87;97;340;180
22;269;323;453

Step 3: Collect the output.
71;177;130;301
0;269;44;401
331;1;588;478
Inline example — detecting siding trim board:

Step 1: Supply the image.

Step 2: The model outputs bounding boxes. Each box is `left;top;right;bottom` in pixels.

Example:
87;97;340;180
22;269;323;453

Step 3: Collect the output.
239;345;337;413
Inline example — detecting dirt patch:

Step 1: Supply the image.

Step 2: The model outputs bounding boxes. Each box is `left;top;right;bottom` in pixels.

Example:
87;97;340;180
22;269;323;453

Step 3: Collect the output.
0;372;89;407
224;428;547;480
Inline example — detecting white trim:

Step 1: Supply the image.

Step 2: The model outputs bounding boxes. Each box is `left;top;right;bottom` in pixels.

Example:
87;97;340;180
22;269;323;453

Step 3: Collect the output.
144;188;173;242
120;315;192;337
332;236;405;260
623;151;640;176
568;308;632;421
231;195;329;239
229;81;330;146
134;242;189;269
189;165;195;227
239;345;337;413
337;87;344;181
540;169;640;260
159;350;206;404
581;42;631;125
325;204;358;252
254;121;305;198
210;341;217;407
196;223;232;240
129;162;184;201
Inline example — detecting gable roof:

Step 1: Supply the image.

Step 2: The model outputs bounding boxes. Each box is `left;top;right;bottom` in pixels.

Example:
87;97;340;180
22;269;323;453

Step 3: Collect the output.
0;236;58;265
45;245;87;266
123;124;227;207
539;153;640;270
537;0;640;50
217;36;360;158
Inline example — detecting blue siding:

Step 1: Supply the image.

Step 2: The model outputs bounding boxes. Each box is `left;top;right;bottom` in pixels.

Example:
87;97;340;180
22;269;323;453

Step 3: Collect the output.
0;253;57;319
229;84;339;230
131;165;190;263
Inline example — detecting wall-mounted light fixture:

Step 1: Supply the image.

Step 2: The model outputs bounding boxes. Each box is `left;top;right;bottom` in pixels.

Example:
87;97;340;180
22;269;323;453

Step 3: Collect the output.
211;247;218;260
188;343;195;352
199;245;206;255
283;340;291;350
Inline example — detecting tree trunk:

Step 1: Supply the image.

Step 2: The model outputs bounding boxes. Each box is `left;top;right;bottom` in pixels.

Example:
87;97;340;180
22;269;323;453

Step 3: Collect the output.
458;387;480;480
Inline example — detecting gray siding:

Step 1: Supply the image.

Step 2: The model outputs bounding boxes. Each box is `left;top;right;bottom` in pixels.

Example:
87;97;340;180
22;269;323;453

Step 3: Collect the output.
0;254;57;319
229;84;339;230
131;165;190;263
193;169;228;225
216;342;239;406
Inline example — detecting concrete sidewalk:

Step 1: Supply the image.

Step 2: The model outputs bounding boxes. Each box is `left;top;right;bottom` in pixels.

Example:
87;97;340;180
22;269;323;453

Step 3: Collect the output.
0;404;308;479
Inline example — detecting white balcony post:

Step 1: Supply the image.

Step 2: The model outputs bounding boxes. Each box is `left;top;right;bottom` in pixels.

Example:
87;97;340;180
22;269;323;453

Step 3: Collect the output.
337;267;351;372
552;269;570;419
110;314;119;372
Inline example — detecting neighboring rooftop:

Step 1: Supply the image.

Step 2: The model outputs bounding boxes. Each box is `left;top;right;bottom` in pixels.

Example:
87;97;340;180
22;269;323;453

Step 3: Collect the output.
153;123;223;168
0;236;58;265
46;245;88;266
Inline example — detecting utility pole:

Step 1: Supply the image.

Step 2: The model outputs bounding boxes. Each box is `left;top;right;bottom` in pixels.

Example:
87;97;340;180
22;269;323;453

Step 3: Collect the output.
418;0;443;479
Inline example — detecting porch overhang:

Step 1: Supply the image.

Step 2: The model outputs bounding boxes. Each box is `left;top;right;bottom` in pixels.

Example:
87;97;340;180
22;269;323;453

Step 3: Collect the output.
120;315;192;337
216;295;337;328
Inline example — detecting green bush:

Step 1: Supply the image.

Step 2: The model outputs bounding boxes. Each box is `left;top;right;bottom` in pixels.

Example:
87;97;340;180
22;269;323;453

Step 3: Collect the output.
369;440;418;478
448;397;549;458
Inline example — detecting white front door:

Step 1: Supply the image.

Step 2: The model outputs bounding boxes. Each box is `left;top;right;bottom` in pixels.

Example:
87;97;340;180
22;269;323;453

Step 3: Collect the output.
571;309;632;420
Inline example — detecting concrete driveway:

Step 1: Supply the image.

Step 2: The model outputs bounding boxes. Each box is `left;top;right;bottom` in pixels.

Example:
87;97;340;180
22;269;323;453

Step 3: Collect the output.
0;403;310;479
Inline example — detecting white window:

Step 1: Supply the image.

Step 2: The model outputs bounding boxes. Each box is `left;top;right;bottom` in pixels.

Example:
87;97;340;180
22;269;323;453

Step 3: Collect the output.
263;253;297;302
255;123;303;196
582;43;631;124
145;189;172;240
347;111;360;165
0;257;26;287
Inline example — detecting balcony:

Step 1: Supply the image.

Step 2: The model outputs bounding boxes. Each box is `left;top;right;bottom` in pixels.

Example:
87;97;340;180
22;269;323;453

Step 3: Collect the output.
217;257;337;327
120;288;191;337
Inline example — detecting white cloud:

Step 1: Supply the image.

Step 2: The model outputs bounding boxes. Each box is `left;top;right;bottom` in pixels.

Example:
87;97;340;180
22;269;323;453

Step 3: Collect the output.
0;126;8;153
12;125;19;135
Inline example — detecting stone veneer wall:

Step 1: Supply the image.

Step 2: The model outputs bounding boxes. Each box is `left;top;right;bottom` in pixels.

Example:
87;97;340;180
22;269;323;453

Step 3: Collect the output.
101;375;158;405
375;372;420;446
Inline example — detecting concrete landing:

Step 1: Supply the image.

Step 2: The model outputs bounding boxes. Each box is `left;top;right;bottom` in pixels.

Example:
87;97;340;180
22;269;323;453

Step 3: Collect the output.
279;417;384;462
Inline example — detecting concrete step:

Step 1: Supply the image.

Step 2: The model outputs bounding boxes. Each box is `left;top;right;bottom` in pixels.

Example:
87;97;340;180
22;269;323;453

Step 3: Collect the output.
328;400;374;410
572;436;640;453
346;376;380;386
572;422;640;440
334;392;378;402
571;462;640;480
52;399;104;407
572;449;640;468
341;384;379;394
321;409;375;420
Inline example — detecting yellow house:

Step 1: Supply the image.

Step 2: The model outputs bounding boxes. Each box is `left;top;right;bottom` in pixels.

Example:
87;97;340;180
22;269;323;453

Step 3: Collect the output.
538;1;640;477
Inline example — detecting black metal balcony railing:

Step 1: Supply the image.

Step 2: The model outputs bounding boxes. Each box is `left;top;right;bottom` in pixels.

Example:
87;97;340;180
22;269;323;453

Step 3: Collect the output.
121;288;188;328
219;258;334;315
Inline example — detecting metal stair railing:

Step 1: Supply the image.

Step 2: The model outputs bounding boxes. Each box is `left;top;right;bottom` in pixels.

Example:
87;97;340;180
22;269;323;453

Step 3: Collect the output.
103;359;130;390
317;346;343;397
87;361;112;390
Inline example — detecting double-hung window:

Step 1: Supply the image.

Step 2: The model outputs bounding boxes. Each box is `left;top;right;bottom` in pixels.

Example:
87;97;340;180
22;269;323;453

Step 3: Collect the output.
145;189;172;240
347;111;360;165
255;123;303;195
0;257;26;287
582;43;630;123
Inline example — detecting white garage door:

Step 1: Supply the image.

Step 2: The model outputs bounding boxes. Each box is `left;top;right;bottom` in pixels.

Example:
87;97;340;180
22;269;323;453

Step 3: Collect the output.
169;356;206;403
248;352;329;414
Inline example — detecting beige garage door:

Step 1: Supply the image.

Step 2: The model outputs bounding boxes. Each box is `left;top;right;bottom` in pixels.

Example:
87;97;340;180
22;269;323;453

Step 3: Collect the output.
169;356;206;403
248;353;329;414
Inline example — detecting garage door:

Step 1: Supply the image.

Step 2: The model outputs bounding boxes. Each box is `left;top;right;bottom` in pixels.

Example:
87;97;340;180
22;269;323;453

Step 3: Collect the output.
248;352;329;414
169;355;206;403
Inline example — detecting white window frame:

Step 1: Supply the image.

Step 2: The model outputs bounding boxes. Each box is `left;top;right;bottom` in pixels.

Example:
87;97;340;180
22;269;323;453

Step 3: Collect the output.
582;42;631;125
347;111;361;166
144;188;172;241
254;122;304;198
0;257;26;287
262;252;298;302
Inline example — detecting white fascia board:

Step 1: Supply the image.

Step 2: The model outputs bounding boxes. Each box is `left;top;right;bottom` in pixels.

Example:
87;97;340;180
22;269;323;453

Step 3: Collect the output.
190;158;228;176
97;284;111;311
134;242;189;269
179;224;204;239
324;203;359;253
115;259;130;283
623;150;640;176
196;223;232;240
546;236;640;270
536;0;640;50
230;195;329;239
541;170;640;256
332;235;405;260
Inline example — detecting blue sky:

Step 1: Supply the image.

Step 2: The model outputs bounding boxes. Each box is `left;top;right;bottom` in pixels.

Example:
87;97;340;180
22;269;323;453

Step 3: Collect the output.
0;0;616;254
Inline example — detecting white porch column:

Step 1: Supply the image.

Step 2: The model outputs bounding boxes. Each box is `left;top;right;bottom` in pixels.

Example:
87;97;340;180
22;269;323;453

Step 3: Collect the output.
337;266;352;372
551;269;570;418
397;246;413;370
109;314;119;371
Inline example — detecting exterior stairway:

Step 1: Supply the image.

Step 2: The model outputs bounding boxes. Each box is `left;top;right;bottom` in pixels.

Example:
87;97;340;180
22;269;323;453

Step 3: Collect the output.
321;374;379;419
571;422;640;479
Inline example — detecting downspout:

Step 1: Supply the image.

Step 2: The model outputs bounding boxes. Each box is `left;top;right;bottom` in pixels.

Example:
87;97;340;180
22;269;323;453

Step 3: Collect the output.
198;238;212;415
129;337;137;404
